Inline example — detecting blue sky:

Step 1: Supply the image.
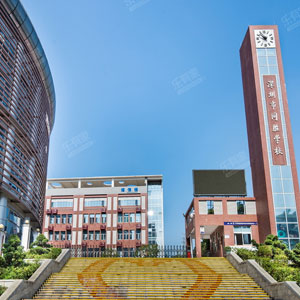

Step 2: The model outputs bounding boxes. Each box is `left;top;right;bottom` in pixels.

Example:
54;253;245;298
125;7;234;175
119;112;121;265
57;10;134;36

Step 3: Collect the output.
22;0;300;244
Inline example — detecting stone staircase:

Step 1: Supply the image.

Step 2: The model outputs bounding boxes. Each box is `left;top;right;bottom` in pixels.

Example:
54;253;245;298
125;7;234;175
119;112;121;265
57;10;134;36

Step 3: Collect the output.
29;257;270;299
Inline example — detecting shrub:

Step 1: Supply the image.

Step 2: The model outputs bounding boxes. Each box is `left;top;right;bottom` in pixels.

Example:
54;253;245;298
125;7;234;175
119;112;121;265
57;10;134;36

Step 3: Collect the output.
30;234;51;249
257;245;273;258
236;248;256;260
0;263;39;280
0;286;6;295
47;247;61;259
285;243;300;267
2;235;25;267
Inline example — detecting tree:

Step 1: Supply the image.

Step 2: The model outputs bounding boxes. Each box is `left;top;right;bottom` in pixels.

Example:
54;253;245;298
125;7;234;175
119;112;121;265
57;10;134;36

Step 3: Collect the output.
2;235;25;267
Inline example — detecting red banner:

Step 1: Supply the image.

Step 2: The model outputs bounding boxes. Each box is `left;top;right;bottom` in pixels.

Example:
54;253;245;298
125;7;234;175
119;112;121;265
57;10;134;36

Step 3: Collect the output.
263;75;287;165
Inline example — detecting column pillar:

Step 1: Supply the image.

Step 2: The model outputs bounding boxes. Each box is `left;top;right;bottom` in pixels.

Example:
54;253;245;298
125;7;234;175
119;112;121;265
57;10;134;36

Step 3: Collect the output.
21;217;31;250
0;193;8;227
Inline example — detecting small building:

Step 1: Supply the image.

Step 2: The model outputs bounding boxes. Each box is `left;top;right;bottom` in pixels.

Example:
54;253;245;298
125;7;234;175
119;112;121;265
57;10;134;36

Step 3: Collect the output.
185;170;258;257
42;175;164;256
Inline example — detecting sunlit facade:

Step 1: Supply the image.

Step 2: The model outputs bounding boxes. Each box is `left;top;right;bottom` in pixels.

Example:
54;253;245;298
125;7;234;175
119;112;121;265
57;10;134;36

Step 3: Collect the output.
43;175;164;254
0;0;55;248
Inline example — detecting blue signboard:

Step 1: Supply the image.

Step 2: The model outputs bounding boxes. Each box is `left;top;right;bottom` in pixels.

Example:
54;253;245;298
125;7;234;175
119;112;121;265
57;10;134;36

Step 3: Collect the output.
224;222;257;226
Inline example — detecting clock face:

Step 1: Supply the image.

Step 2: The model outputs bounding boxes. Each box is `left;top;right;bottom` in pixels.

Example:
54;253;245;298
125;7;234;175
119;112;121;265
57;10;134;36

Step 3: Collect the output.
254;29;275;48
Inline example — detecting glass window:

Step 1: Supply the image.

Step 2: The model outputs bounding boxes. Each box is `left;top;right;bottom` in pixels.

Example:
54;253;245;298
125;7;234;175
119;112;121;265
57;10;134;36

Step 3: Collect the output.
134;188;138;192
84;198;106;207
285;194;296;208
118;230;122;240
128;188;132;192
56;215;61;224
272;180;283;193
118;197;140;206
290;239;300;249
83;230;88;240
130;230;135;240
283;180;294;193
274;194;285;207
257;49;266;56
68;214;72;224
266;48;276;56
234;226;251;245
258;56;267;65
237;201;245;215
136;213;141;223
271;166;281;178
123;213;129;222
124;230;129;240
277;224;288;238
55;231;60;241
269;66;278;74
130;213;135;223
62;214;66;224
118;213;123;223
49;231;53;241
101;231;106;240
95;231;100;240
102;213;106;223
51;199;73;208
90;214;95;224
61;231;65;241
281;166;292;179
121;188;125;192
275;209;286;222
286;209;297;222
67;230;71;241
259;66;268;75
83;214;88;224
89;231;94;240
207;201;214;214
268;56;277;66
50;215;55;224
136;229;141;240
288;224;299;238
95;214;100;223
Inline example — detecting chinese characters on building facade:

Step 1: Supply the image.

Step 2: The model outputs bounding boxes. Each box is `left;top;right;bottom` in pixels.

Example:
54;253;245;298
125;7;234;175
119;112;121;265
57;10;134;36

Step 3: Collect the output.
263;75;287;165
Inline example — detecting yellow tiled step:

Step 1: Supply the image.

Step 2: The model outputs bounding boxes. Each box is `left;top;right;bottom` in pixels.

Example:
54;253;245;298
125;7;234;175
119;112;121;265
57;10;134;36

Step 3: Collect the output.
31;257;270;300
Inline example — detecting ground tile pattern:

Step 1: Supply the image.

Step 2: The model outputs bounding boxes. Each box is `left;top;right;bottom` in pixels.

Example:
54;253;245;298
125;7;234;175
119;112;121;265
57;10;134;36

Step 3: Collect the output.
31;257;270;299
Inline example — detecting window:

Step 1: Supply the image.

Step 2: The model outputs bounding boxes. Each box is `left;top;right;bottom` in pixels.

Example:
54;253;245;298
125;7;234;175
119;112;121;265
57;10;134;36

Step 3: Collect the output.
51;199;73;208
56;215;61;224
130;213;135;223
130;230;135;240
118;197;140;206
84;198;106;207
124;230;129;240
121;188;125;192
67;230;71;241
83;230;88;240
136;213;141;223
134;187;138;192
136;229;141;240
123;213;129;223
234;226;251;245
118;230;122;240
95;231;100;240
102;213;106;223
89;231;94;240
62;214;66;224
237;201;246;215
49;231;53;241
90;214;95;224
50;215;54;224
68;214;72;224
128;188;132;192
83;214;88;224
55;231;60;241
61;231;66;241
118;213;123;222
101;230;106;240
95;214;100;223
207;201;214;214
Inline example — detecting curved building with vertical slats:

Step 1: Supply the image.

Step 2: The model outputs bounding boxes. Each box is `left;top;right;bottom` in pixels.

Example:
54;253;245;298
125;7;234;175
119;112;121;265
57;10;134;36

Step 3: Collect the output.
0;0;55;240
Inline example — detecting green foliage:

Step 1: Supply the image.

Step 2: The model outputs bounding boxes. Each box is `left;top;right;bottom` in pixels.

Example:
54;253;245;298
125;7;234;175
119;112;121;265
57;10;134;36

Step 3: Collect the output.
251;239;259;249
101;248;119;257
136;244;159;257
285;243;300;267
0;263;39;280
2;235;25;267
30;234;51;249
202;240;210;256
236;248;256;260
257;245;273;258
0;286;6;295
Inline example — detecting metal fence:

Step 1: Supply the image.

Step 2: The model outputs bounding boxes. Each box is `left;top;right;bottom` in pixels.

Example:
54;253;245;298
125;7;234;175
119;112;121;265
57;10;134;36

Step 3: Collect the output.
54;244;189;258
